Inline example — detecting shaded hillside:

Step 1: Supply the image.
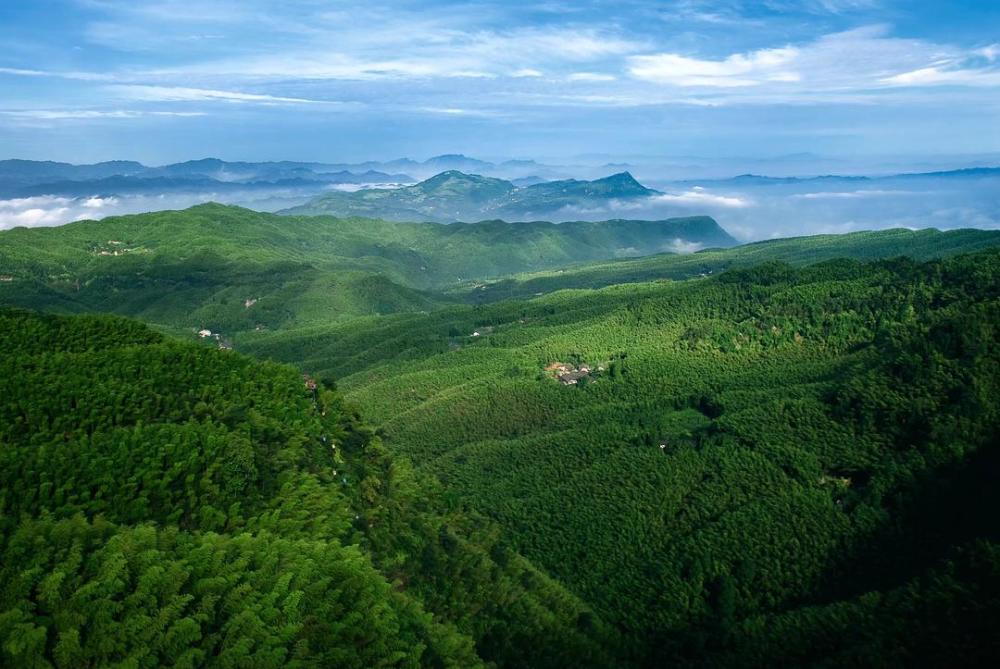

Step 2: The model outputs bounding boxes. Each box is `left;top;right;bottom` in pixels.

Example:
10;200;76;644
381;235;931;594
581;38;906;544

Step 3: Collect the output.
280;170;660;222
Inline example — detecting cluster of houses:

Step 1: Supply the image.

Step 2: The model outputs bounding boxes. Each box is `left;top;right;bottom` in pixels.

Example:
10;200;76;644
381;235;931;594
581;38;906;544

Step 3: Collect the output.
197;328;232;350
545;361;595;385
0;275;14;282
93;240;144;257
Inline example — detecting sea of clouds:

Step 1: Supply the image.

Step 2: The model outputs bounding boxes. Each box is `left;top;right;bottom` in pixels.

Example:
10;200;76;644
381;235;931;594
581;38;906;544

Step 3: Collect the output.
2;174;997;242
554;175;1000;242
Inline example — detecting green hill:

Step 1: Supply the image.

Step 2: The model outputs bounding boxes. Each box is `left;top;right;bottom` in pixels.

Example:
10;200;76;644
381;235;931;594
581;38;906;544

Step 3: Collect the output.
3;203;1000;666
243;250;1000;665
0;203;733;337
0;309;619;668
281;170;660;221
462;227;1000;302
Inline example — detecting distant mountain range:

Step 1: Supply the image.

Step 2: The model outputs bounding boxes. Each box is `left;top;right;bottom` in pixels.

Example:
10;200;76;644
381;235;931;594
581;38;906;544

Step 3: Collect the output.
3;157;998;234
281;170;660;222
673;166;1000;187
0;158;413;199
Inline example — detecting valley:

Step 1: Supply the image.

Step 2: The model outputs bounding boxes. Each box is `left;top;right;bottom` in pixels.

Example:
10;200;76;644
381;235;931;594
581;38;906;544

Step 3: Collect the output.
4;1;999;664
2;201;999;666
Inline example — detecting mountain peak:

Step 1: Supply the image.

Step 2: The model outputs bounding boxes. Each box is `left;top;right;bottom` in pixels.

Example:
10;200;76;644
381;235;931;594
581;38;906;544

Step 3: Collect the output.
600;171;640;184
419;170;482;185
422;154;492;167
427;153;471;161
411;171;515;202
588;171;654;196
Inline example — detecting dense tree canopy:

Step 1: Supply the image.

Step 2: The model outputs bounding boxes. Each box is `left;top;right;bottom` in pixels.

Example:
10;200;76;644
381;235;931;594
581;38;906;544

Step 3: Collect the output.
2;207;999;666
0;310;610;668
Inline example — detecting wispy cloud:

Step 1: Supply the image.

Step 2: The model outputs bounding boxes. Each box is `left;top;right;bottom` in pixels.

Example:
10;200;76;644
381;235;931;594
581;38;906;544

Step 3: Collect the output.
1;0;998;160
789;189;915;199
653;187;753;208
629;47;799;87
0;194;120;228
417;106;503;118
627;25;1000;100
108;85;340;105
0;109;205;120
164;26;642;82
881;66;1000;87
0;67;114;81
567;72;617;82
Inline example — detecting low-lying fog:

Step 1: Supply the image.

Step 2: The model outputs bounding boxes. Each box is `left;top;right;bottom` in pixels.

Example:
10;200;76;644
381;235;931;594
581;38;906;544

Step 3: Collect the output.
2;172;997;243
567;173;1000;241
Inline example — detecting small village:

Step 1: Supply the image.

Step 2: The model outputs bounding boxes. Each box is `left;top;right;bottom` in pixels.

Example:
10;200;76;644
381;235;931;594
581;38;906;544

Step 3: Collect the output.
544;361;605;385
196;328;232;350
91;240;149;257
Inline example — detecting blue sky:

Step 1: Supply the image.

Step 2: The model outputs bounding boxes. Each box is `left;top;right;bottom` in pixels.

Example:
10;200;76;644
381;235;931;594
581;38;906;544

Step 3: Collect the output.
1;0;998;164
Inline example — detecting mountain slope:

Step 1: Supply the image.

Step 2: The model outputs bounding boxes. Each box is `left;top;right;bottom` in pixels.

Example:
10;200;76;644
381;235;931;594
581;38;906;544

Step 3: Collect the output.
0;308;618;668
2;220;999;666
280;170;661;222
0;204;734;338
246;250;1000;665
461;227;1000;302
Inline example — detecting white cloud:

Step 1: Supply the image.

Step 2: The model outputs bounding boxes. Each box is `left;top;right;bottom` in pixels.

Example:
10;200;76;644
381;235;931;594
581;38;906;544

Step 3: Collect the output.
628;25;1000;96
979;44;1000;61
0;110;205;120
567;72;617;82
653;187;752;208
0;67;115;81
881;66;1000;87
108;85;332;104
421;107;466;115
82;196;119;209
0;196;74;228
790;189;915;199
150;27;642;82
630;47;799;87
666;238;705;254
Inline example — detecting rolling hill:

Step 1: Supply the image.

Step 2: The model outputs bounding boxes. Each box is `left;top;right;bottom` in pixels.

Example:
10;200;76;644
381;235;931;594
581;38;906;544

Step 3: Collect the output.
460;228;1000;302
246;249;1000;666
0;203;734;337
2;202;1000;666
0;308;615;668
280;170;660;222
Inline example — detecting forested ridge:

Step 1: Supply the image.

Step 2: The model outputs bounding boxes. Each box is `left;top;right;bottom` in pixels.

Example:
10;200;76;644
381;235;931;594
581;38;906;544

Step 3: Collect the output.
0;310;616;668
1;207;999;666
249;250;1000;666
0;203;730;338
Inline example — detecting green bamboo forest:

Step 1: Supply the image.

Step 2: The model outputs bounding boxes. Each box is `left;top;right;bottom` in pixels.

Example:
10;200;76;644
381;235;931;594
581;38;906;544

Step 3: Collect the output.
2;204;999;667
